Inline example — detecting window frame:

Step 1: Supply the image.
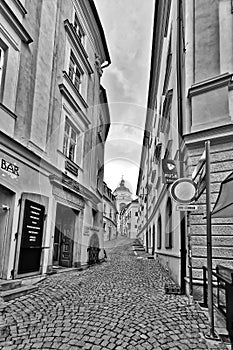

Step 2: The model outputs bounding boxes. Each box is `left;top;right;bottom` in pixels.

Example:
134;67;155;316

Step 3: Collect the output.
63;117;79;163
68;50;83;91
73;12;85;44
0;41;8;101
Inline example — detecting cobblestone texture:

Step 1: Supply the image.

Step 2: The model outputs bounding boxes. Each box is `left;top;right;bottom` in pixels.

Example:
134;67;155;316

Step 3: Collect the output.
0;237;228;349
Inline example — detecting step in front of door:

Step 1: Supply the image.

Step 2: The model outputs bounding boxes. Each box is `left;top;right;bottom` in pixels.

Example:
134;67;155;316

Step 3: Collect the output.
0;280;22;292
0;285;38;302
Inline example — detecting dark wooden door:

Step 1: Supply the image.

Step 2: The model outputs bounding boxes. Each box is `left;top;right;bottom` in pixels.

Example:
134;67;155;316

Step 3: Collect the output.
53;204;75;268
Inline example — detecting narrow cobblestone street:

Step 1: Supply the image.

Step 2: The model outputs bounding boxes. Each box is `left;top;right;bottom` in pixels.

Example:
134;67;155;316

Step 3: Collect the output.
0;238;228;350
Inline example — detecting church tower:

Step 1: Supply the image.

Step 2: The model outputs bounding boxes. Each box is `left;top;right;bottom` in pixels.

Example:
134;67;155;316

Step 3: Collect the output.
113;177;132;235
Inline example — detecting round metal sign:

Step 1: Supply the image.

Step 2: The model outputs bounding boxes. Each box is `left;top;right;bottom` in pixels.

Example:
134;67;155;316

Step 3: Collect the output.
170;178;197;204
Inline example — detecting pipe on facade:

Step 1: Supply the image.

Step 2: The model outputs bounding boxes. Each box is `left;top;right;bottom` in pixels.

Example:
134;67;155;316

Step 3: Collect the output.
176;0;186;294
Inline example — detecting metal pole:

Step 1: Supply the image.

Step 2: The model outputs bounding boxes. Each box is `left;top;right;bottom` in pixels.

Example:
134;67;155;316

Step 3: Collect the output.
187;211;193;302
205;140;215;338
203;266;208;308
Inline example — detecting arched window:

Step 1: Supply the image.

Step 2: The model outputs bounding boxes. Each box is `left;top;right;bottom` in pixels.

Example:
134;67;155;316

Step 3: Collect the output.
157;215;162;249
165;198;172;249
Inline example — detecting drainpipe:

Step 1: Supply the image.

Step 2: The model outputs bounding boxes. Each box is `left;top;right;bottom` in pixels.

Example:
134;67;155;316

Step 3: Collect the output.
177;0;186;294
146;134;150;252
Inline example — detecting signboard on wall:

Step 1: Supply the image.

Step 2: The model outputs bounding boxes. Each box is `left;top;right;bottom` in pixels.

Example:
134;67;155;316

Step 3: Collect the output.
21;199;45;248
1;158;19;178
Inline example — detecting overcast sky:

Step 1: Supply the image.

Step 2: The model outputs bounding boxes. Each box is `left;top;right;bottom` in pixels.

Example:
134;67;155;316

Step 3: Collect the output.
95;0;155;194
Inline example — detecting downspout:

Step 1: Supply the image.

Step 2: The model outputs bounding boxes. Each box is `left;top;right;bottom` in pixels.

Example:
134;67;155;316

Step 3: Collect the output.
177;0;186;294
146;134;150;252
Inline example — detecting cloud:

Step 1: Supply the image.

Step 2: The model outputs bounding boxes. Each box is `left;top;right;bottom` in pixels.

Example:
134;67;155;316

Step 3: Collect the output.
95;0;154;195
96;0;154;106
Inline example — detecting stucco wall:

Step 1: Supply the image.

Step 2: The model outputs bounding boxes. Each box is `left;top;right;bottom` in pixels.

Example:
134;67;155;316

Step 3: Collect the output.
194;0;220;82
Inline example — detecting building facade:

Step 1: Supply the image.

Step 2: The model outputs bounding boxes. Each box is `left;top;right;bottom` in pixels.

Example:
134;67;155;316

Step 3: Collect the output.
113;177;132;236
184;0;233;298
137;0;185;290
0;0;110;280
103;182;117;241
137;0;233;296
120;199;139;239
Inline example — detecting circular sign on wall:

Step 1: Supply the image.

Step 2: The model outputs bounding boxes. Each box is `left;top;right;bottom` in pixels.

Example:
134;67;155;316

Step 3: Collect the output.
170;178;197;204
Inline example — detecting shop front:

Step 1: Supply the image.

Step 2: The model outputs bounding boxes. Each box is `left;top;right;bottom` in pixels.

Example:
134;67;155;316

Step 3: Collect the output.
0;140;52;280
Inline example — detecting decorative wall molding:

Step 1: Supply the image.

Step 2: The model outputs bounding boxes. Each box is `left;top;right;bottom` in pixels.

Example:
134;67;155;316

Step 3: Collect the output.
0;0;32;43
13;0;27;16
188;73;233;97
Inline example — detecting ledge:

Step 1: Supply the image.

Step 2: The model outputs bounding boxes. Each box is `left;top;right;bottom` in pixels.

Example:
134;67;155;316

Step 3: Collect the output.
184;123;233;148
13;0;27;16
188;73;232;97
59;81;90;127
0;0;32;43
63;71;88;109
0;102;17;119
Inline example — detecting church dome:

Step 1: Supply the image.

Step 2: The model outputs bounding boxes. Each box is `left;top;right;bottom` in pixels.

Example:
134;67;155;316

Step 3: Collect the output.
114;178;131;194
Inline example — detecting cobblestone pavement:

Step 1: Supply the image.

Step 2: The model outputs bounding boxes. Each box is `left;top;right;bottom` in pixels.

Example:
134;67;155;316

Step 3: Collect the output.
0;237;228;349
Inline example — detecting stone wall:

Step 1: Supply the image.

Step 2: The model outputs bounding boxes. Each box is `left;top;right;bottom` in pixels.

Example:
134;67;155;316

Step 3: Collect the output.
186;138;233;299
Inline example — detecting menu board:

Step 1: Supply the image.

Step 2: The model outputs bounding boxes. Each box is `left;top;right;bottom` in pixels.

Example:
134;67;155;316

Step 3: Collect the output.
21;199;45;248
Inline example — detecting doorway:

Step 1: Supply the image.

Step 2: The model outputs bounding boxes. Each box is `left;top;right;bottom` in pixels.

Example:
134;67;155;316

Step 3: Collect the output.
53;203;76;268
0;185;14;278
17;199;45;275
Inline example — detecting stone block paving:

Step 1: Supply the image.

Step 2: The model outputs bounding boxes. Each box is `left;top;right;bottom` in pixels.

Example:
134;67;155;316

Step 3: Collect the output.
0;237;228;349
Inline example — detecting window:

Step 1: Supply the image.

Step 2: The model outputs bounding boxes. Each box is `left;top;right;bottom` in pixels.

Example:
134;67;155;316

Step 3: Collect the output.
0;43;7;99
74;13;84;43
162;33;172;95
161;89;173;133
97;164;104;193
157;215;162;249
135;212;138;216
165;198;173;249
63;118;78;162
164;0;172;37
69;51;82;90
98;116;104;142
92;209;98;227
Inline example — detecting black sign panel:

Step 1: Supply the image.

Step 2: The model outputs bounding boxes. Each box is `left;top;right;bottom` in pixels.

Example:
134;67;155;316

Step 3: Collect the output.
162;159;178;184
21;199;45;248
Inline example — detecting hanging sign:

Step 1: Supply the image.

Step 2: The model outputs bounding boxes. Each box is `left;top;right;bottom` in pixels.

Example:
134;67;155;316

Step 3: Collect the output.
170;178;197;204
162;159;178;184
